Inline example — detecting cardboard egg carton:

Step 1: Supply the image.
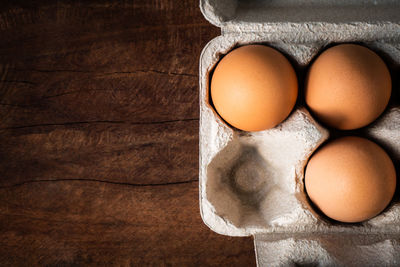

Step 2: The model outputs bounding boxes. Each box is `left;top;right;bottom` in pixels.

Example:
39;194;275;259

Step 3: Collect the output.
198;0;400;265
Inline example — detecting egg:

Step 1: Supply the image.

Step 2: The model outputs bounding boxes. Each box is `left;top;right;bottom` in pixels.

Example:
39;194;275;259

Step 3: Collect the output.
305;44;392;130
211;45;298;131
305;136;396;223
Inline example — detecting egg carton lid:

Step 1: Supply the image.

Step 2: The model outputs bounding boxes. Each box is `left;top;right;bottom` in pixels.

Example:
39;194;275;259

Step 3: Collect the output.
200;0;400;38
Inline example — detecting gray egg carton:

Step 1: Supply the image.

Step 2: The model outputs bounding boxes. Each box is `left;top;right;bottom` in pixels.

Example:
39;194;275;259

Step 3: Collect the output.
198;0;400;266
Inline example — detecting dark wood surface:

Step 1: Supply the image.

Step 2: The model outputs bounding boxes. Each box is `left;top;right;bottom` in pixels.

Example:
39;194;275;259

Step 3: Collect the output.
0;1;256;265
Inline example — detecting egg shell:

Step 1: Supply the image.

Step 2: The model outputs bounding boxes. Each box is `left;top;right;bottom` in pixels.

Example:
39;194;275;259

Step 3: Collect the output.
210;45;298;132
305;44;392;130
305;136;396;223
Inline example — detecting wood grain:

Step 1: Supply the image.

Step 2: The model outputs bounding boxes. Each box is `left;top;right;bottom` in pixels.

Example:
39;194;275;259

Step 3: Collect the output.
0;0;256;266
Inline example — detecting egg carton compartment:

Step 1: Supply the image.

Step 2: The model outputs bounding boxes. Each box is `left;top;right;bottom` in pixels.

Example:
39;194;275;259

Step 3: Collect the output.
200;35;400;237
205;108;328;235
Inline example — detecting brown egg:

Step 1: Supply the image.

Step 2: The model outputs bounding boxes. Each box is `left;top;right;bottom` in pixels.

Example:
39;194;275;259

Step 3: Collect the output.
211;45;298;131
305;44;391;130
305;136;396;223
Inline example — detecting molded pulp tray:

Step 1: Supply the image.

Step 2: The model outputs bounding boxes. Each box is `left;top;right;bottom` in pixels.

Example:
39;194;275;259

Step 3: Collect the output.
198;0;400;265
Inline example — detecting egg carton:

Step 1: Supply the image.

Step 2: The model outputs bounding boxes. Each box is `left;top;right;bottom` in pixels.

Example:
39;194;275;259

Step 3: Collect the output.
198;0;400;266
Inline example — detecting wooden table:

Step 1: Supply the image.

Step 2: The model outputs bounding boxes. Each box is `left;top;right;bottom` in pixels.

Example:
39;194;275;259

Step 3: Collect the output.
0;1;255;265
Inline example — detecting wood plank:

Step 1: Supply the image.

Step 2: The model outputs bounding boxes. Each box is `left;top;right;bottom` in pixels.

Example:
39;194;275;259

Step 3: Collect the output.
0;180;255;266
0;120;199;186
0;25;212;127
0;70;200;128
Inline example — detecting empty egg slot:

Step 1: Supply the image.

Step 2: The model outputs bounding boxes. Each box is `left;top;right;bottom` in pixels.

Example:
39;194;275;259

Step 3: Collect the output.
205;108;329;231
206;140;273;228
